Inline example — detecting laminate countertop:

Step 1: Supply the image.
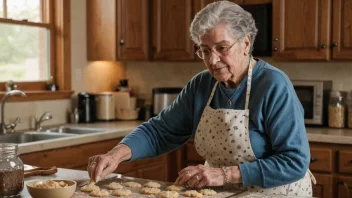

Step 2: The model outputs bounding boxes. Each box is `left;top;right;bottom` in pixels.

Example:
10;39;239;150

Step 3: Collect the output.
16;121;352;154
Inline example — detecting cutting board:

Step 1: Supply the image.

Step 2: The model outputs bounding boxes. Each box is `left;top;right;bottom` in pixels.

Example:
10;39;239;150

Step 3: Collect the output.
24;164;58;178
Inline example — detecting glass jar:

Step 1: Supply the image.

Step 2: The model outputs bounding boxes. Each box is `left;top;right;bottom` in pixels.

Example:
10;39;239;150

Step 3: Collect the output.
328;91;345;128
347;91;352;129
0;143;24;197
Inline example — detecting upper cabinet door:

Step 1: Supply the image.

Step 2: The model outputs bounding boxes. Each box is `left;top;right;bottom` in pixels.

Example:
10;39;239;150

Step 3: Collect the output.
194;0;245;14
153;0;194;61
332;0;352;60
117;0;149;60
243;0;272;4
272;0;331;61
87;0;117;61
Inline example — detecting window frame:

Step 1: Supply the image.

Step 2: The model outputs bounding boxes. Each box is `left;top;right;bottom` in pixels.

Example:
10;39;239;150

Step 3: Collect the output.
0;0;72;101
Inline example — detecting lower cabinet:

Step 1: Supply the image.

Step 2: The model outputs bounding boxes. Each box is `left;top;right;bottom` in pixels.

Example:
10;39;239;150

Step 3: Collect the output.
337;176;352;198
312;173;333;198
310;142;352;198
20;138;169;182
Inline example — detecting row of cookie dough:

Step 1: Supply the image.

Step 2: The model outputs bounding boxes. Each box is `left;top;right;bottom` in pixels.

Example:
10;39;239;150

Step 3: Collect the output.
81;181;217;197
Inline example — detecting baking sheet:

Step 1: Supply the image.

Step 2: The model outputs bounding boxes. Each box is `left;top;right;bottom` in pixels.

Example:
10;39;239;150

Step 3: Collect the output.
73;174;247;198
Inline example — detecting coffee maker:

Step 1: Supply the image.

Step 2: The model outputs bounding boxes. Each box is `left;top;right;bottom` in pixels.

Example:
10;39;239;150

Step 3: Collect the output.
78;92;97;123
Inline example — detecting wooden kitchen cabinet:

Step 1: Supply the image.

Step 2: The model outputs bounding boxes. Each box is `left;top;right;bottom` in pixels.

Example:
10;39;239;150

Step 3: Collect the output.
20;138;169;182
152;0;194;61
272;0;331;61
273;0;352;61
332;0;352;60
337;176;352;198
312;173;333;198
309;142;352;198
87;0;149;61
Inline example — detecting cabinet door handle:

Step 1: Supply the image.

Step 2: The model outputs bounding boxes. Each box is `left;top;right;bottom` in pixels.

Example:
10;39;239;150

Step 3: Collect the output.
321;44;326;49
310;157;316;163
274;37;279;41
332;42;338;47
120;39;125;46
273;47;278;51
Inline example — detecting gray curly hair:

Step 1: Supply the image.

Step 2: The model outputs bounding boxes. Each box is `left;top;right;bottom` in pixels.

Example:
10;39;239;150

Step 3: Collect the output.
190;0;258;54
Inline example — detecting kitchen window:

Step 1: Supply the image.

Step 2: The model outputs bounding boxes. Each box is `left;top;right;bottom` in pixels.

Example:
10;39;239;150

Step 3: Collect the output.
0;0;72;101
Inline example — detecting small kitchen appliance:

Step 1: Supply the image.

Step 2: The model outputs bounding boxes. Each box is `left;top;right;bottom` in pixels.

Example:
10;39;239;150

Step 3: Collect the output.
292;80;332;126
152;87;182;116
78;92;96;123
95;92;116;121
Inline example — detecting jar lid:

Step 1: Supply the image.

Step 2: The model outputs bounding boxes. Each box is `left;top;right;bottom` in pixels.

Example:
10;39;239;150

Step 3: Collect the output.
330;91;342;98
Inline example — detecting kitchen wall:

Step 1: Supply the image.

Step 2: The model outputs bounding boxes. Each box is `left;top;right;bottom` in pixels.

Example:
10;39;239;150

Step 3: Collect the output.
4;0;352;131
125;59;352;104
71;0;352;105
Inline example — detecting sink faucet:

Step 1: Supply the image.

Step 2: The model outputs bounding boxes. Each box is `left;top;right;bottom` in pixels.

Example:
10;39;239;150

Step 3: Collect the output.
1;90;26;134
35;112;53;131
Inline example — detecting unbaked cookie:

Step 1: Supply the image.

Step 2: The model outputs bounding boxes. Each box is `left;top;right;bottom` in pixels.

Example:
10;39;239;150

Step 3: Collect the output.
89;189;110;197
183;190;203;197
80;182;100;192
123;181;142;188
140;187;161;195
104;182;123;190
158;190;179;198
200;189;217;196
112;189;132;197
144;181;161;188
166;184;185;191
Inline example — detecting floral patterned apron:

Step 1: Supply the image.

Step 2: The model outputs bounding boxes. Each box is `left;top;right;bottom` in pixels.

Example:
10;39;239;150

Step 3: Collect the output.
194;59;315;196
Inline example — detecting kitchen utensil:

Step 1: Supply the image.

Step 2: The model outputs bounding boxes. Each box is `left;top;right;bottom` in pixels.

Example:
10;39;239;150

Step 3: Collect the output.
24;166;58;178
26;179;76;198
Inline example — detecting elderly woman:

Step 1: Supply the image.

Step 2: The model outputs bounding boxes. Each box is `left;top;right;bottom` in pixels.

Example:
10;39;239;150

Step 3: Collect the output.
88;1;314;196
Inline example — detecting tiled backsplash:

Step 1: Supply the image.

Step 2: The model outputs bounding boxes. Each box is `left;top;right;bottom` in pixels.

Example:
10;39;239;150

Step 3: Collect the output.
1;99;71;131
125;59;352;104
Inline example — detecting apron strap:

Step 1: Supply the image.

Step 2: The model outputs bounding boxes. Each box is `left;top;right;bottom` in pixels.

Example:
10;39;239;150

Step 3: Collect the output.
207;56;254;108
206;81;219;106
308;169;317;185
244;57;253;110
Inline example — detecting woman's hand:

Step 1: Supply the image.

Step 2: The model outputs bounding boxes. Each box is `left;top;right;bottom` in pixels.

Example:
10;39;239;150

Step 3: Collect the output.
175;165;224;188
175;164;242;189
87;144;132;182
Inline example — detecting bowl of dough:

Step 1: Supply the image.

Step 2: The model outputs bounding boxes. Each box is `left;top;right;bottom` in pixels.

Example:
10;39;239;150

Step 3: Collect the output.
26;179;76;198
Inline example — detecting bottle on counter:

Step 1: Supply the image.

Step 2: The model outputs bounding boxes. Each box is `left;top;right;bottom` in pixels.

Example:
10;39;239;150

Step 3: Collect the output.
347;91;352;129
0;143;24;197
328;91;345;128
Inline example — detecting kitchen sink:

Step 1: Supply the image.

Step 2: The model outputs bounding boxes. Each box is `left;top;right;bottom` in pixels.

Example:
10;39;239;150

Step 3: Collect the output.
0;132;77;144
45;126;106;134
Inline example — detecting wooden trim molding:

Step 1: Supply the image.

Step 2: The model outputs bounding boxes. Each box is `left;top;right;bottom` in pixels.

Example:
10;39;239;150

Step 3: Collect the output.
54;0;71;91
0;18;51;28
0;90;74;102
0;0;71;101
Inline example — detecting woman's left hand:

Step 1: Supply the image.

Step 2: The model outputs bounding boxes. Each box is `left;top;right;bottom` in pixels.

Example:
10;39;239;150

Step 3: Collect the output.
175;164;225;188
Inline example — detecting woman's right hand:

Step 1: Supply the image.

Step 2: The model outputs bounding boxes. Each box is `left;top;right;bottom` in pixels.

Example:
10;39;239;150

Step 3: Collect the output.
87;144;132;182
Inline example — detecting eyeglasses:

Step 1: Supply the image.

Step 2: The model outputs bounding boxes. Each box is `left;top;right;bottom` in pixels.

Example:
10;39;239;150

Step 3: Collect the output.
195;39;239;60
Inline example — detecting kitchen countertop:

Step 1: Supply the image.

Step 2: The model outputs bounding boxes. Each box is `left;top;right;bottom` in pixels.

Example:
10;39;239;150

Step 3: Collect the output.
21;168;311;198
17;121;352;154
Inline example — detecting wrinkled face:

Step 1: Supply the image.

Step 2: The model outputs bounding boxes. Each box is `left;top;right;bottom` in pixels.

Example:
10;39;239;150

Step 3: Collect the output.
198;23;250;83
